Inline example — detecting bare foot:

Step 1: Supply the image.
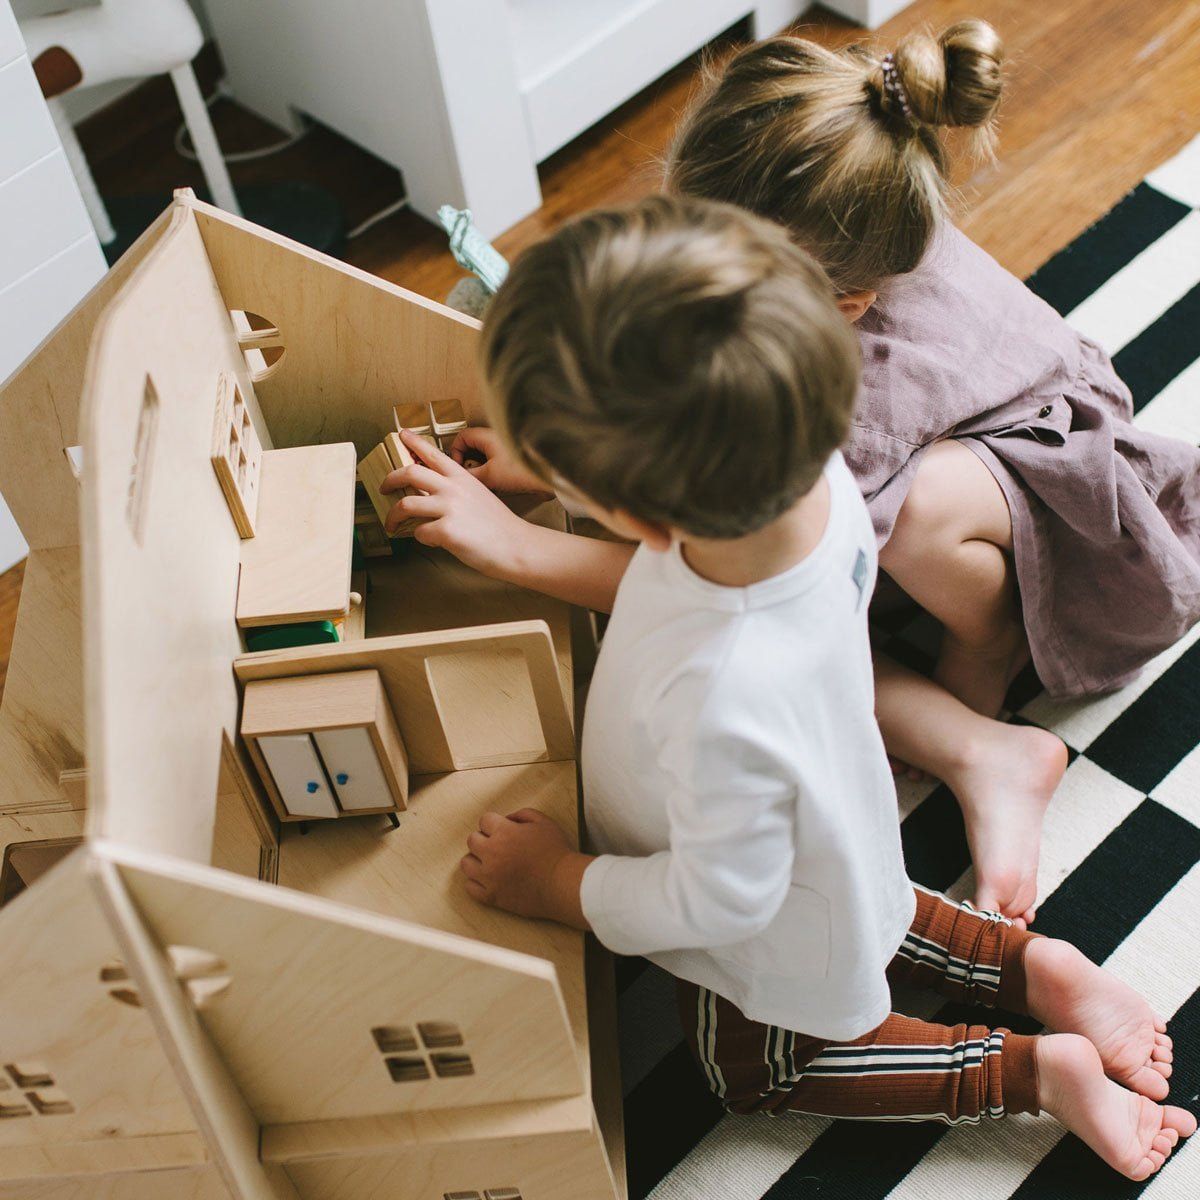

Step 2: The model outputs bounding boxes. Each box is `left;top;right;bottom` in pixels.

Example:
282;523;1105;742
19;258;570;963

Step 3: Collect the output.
946;723;1067;924
1037;1034;1194;1180
1026;938;1174;1100
935;624;1030;718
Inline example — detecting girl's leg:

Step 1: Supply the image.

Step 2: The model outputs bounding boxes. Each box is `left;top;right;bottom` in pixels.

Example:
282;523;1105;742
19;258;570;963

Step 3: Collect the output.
879;439;1026;717
874;655;1067;923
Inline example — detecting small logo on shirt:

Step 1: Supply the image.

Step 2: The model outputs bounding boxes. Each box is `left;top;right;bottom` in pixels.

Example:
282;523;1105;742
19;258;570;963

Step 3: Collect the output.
851;548;869;611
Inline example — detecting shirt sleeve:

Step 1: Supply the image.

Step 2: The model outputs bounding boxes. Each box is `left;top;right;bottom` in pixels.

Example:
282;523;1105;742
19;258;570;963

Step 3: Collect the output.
580;667;797;957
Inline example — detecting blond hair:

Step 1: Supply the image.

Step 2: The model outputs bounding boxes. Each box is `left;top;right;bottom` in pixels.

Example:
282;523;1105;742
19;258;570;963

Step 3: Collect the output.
666;20;1004;292
480;196;860;539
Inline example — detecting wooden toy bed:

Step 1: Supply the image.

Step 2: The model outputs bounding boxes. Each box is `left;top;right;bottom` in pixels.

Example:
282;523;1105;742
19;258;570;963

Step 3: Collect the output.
0;191;625;1200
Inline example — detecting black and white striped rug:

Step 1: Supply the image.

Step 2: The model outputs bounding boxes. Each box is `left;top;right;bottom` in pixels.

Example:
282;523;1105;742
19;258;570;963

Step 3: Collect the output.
617;136;1200;1199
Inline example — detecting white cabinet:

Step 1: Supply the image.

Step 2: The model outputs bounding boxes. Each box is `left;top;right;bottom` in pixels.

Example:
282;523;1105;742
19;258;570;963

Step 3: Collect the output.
241;668;409;822
201;0;835;239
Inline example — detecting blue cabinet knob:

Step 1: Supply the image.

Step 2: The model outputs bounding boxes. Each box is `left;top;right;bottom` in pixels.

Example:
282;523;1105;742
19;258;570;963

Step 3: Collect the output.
306;780;319;793
336;772;349;785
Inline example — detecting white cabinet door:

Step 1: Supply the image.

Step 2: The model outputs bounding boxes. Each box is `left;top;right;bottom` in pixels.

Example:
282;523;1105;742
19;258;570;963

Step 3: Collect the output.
314;725;394;811
258;733;339;818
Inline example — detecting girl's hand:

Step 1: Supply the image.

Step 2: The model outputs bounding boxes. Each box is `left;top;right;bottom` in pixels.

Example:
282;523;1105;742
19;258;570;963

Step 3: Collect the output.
460;808;591;929
449;426;553;498
381;430;534;577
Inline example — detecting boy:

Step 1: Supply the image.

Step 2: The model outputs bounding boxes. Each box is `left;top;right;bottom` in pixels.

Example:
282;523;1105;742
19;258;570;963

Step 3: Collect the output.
381;197;1190;1179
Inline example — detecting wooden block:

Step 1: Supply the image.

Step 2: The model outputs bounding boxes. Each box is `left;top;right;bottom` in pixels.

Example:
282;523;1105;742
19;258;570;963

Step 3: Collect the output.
356;440;397;529
241;670;408;820
428;397;468;449
393;402;432;437
236;443;357;628
357;433;423;539
210;374;262;538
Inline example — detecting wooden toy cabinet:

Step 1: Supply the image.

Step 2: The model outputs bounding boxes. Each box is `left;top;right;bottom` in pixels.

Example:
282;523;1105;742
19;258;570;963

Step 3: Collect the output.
0;193;624;1200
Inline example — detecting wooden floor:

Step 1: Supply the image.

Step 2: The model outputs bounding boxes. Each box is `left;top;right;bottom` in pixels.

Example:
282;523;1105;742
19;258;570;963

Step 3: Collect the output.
1;0;1197;697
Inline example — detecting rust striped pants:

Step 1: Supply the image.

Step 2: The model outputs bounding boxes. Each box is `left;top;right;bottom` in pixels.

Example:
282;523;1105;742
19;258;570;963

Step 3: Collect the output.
678;885;1041;1122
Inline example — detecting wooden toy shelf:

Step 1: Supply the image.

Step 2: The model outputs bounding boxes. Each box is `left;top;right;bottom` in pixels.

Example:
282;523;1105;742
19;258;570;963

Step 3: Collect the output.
0;192;624;1200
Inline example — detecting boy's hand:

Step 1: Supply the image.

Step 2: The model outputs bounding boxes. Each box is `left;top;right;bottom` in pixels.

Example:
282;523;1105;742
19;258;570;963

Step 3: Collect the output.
449;426;553;498
381;430;532;576
461;808;592;930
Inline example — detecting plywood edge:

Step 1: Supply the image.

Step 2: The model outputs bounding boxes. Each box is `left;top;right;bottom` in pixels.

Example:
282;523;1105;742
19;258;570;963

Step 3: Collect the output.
94;839;565;985
260;1093;596;1164
233;620;558;681
585;939;628;1200
182;195;482;334
88;845;300;1200
0;1132;209;1184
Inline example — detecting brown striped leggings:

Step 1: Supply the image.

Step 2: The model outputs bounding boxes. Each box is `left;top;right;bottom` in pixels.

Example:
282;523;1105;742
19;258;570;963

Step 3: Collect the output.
678;885;1041;1122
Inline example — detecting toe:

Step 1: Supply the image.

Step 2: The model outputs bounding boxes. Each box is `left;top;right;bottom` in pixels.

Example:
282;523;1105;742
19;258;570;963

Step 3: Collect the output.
1147;1148;1166;1173
1165;1105;1198;1138
1022;906;1037;926
1154;1016;1167;1034
1128;1065;1170;1101
1129;1155;1155;1182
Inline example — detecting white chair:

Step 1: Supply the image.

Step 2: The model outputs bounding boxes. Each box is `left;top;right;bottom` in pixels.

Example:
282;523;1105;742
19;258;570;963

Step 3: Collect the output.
18;0;240;245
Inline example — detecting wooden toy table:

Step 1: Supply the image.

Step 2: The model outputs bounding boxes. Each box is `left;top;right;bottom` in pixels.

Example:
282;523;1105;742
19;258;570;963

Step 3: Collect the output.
0;191;624;1200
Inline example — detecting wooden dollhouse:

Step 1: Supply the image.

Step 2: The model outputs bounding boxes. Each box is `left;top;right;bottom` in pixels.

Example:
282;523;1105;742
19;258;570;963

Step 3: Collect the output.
0;191;625;1200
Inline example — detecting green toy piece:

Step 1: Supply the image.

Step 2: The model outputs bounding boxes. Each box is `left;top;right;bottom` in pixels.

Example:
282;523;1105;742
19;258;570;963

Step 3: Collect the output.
244;620;340;652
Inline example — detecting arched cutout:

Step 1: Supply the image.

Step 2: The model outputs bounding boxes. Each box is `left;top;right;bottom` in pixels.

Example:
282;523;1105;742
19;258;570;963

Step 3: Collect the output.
229;310;287;383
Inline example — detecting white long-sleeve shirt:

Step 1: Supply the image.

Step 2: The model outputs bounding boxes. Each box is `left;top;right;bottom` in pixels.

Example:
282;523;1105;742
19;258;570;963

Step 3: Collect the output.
580;453;915;1041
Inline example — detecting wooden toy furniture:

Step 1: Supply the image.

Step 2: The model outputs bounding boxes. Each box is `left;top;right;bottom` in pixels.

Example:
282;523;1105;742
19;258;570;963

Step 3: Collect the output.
241;670;410;822
0;191;624;1200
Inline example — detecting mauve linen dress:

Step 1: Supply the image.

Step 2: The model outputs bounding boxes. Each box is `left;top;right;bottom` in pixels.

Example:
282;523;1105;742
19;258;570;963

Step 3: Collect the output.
849;223;1200;699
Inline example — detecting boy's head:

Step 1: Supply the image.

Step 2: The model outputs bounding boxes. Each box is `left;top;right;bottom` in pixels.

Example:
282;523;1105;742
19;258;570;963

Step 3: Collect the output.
480;196;860;542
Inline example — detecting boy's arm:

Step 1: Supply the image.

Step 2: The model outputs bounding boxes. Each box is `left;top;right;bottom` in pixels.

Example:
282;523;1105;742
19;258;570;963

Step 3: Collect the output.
383;429;634;613
462;782;797;952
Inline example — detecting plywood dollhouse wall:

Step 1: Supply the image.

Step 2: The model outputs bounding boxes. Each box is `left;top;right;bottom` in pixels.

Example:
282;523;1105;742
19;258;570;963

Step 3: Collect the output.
189;206;486;456
79;204;265;862
0;207;178;823
0;192;622;1200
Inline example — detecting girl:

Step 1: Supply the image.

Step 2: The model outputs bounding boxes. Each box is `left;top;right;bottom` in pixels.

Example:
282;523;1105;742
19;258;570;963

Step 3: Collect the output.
665;19;1200;719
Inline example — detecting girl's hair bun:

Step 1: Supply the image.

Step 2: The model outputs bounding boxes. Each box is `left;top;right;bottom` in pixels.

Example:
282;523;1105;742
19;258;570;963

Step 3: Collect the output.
882;19;1003;130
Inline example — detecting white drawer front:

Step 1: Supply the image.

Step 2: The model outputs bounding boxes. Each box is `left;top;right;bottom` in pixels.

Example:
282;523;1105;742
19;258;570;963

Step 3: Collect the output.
259;733;339;818
314;725;394;811
0;231;104;378
0;147;93;291
0;5;22;70
0;57;57;180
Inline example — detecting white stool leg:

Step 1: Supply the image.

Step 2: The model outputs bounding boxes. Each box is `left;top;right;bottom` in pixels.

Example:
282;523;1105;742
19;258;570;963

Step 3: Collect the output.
170;63;242;216
48;97;116;245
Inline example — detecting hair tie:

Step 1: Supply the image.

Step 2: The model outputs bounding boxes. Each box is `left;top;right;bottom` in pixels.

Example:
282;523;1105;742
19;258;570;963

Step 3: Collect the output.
879;53;913;120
